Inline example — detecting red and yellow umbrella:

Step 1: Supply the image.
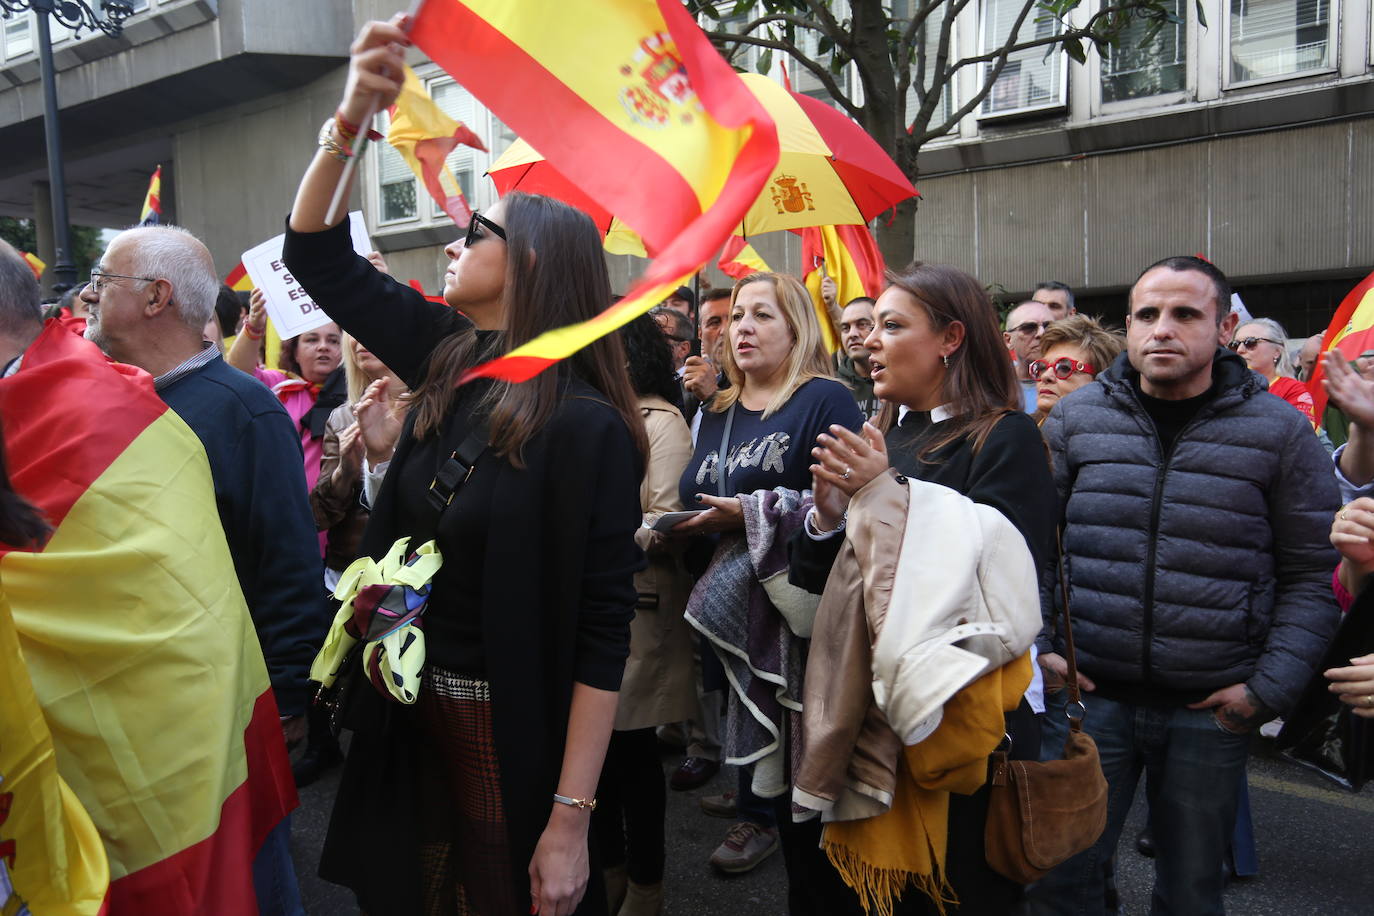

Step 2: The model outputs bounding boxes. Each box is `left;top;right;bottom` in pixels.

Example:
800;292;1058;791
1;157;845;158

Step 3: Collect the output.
488;72;916;257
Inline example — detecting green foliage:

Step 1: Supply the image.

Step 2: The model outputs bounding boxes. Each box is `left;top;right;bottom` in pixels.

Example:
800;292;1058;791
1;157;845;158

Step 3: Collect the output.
0;217;103;279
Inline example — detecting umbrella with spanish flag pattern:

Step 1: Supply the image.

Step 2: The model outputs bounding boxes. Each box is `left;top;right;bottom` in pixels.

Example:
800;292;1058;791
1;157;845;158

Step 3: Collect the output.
489;71;917;254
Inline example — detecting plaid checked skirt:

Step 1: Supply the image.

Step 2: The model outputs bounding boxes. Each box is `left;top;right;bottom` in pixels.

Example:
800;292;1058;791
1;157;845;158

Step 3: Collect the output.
415;666;522;916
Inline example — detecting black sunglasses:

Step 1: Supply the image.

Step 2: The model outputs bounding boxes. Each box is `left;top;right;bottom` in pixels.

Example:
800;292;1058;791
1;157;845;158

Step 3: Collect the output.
1227;336;1281;351
464;211;507;248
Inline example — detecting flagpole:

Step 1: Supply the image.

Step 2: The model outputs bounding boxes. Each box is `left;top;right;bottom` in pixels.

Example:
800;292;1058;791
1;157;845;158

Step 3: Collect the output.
325;0;426;226
34;11;76;293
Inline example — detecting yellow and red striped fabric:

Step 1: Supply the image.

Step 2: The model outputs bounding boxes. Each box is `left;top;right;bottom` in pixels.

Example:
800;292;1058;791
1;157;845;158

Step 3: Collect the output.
408;0;778;383
224;263;282;369
801;224;886;353
0;323;296;914
1309;269;1374;416
388;65;487;227
224;262;253;293
138;166;161;226
0;588;110;915
717;235;770;280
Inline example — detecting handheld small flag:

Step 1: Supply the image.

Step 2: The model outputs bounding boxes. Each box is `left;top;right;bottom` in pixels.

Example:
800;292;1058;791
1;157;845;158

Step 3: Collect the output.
802;224;885;353
717;236;770;280
19;251;44;281
387;66;488;228
138;165;162;226
408;0;779;383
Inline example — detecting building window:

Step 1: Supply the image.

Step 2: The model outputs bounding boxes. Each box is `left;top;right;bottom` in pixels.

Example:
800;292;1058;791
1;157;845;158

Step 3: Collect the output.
980;0;1066;116
377;111;419;225
1228;0;1331;84
1102;0;1187;102
3;13;33;60
892;0;957;128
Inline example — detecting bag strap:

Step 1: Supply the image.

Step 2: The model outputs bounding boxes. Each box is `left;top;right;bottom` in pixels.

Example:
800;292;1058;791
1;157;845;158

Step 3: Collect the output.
422;419;491;523
716;402;737;498
1055;527;1087;732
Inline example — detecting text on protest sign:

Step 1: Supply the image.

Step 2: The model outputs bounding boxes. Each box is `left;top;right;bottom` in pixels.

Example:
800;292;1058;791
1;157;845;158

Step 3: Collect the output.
241;212;372;338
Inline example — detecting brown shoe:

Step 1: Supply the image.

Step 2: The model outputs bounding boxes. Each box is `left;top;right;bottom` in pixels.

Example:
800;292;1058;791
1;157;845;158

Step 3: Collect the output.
708;821;778;874
669;756;719;791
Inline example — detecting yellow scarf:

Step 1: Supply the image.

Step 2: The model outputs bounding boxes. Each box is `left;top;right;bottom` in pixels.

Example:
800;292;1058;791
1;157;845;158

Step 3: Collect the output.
821;653;1033;916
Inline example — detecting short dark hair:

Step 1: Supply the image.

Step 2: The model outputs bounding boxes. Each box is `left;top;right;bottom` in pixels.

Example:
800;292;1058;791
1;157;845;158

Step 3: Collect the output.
701;287;733;305
649;305;693;342
1034;280;1074;310
215;284;241;338
842;296;876;309
0;241;42;338
1132;256;1232;325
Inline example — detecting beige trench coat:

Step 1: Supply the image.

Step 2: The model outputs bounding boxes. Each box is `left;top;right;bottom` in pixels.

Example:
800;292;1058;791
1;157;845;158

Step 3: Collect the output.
614;395;699;731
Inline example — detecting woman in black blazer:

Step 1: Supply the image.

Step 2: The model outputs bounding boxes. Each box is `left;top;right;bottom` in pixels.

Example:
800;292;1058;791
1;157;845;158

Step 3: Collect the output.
282;21;646;916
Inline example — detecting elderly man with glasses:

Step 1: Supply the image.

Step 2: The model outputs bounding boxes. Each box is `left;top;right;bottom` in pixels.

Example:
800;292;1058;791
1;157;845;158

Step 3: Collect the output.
1005;299;1056;413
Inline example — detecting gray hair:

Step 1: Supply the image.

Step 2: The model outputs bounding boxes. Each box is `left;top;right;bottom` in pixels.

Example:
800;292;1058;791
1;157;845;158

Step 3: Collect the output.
1238;317;1295;378
0;240;42;337
120;225;219;333
649;305;692;342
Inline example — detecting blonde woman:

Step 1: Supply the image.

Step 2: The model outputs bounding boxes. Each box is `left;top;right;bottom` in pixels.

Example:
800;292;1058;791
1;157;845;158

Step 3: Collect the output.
670;271;863;892
1032;316;1125;424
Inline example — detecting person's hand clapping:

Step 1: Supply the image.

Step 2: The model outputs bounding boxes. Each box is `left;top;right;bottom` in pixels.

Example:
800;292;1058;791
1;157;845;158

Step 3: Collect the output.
365;250;391;275
335;421;366;485
1324;350;1374;430
357;377;402;466
340;17;411;127
1327;654;1374;719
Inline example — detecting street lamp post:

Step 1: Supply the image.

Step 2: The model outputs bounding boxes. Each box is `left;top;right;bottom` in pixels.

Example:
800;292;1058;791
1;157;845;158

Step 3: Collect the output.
0;0;134;292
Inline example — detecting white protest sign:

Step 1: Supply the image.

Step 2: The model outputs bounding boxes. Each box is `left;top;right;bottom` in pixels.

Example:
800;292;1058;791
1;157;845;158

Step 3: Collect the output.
240;211;372;339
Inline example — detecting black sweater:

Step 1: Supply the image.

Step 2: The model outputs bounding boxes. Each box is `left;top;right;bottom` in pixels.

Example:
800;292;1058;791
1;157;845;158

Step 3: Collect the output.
789;410;1056;595
284;219;644;914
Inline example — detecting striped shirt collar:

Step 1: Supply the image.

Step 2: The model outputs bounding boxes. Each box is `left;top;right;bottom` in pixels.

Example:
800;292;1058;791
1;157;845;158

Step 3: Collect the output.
154;342;219;391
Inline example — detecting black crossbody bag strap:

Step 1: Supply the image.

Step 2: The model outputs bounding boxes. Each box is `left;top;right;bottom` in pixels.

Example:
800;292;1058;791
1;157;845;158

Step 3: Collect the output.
416;419;491;540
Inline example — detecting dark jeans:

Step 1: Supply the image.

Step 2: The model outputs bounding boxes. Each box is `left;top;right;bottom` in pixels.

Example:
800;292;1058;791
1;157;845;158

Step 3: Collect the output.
253;814;305;916
1025;691;1251;916
593;728;667;883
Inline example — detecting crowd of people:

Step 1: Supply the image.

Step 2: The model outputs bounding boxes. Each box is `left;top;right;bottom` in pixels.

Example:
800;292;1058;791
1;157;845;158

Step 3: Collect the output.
4;17;1374;916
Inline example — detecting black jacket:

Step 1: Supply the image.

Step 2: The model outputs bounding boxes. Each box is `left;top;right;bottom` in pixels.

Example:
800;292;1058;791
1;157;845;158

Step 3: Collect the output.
284;219;644;914
159;354;325;716
1038;349;1340;714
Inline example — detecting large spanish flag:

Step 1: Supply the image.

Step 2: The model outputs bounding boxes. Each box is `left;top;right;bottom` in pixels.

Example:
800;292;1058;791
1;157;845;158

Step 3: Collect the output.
408;0;778;382
801;224;886;353
388;65;487;227
0;322;296;913
0;589;110;915
1309;268;1374;417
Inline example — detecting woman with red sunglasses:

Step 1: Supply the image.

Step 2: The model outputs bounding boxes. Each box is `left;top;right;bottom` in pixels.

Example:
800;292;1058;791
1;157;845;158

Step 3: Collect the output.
1032;316;1125;424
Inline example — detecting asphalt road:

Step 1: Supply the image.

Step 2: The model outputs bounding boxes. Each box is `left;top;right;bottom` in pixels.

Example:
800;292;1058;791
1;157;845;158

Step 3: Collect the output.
290;733;1374;915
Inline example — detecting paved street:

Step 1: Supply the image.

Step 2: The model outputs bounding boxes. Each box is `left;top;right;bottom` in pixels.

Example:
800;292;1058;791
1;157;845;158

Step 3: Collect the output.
291;734;1374;915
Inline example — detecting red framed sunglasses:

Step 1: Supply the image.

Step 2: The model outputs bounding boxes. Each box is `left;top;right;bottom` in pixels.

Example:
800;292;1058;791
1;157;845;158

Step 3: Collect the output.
1030;357;1097;379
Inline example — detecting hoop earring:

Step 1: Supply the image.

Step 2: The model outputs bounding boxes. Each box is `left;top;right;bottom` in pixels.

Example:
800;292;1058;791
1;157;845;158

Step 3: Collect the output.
942;354;951;368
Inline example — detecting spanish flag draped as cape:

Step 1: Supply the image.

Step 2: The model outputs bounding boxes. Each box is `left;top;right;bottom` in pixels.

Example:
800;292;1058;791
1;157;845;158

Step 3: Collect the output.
0;322;296;913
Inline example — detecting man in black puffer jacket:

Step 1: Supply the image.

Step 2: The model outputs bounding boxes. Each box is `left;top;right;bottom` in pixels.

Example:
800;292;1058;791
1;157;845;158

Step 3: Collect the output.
1026;256;1340;916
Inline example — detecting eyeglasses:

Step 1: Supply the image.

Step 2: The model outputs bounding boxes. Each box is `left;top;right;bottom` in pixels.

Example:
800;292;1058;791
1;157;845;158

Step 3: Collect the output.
1029;357;1097;380
1010;321;1054;336
463;211;507;248
1227;336;1281;351
88;269;157;293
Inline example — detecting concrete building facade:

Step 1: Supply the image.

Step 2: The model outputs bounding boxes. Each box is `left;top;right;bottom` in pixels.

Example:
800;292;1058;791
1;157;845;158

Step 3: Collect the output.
1;0;1370;337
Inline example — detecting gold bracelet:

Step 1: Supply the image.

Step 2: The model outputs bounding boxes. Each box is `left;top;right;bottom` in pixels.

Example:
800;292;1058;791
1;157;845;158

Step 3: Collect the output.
552;793;596;810
317;118;352;163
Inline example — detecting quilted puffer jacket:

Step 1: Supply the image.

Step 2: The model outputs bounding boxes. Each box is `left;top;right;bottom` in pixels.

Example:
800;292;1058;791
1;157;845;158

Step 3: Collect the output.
1037;349;1340;715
